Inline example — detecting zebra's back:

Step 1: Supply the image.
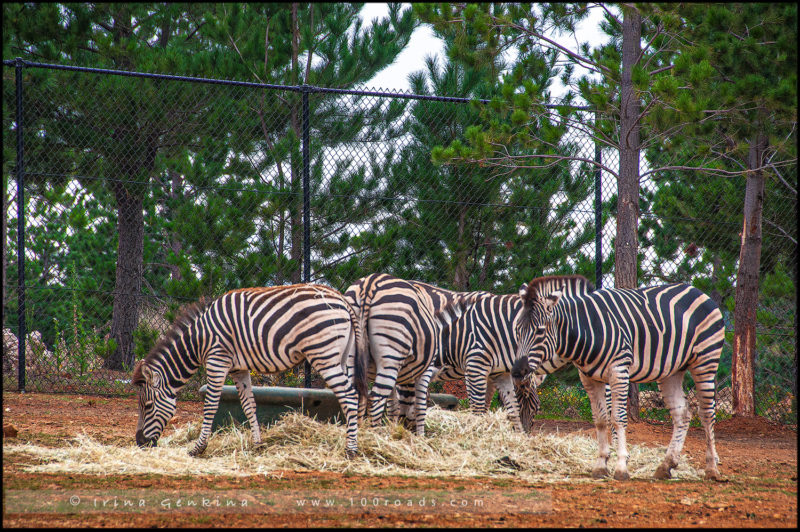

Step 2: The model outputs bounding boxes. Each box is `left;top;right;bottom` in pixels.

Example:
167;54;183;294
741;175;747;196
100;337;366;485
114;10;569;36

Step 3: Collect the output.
205;284;356;374
561;283;725;382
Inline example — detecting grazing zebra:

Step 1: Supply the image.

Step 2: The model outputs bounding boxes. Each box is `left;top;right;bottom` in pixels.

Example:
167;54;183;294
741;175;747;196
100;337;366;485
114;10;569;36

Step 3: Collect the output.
407;276;595;432
133;284;366;458
514;277;725;480
344;273;467;436
511;352;615;435
510;352;568;431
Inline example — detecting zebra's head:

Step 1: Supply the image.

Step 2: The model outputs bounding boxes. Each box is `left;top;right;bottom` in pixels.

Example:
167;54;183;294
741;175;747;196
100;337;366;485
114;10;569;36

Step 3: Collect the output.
132;359;177;448
514;282;562;376
511;355;546;432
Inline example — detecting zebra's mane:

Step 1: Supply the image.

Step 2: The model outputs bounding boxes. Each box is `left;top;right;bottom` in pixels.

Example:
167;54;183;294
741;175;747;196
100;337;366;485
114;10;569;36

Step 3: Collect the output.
133;298;210;382
522;275;594;304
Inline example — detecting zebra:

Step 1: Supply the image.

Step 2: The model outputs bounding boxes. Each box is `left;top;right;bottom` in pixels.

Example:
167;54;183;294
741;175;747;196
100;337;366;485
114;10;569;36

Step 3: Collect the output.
344;273;468;436
514;277;725;480
132;284;367;458
405;276;595;433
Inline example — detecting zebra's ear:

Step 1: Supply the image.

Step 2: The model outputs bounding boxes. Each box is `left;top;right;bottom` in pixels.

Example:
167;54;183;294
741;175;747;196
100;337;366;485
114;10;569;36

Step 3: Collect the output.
140;362;162;389
518;283;528;298
543;290;562;312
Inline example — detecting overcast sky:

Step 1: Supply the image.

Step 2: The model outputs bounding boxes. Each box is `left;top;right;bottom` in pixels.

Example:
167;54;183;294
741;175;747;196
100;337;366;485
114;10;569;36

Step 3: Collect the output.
359;3;610;99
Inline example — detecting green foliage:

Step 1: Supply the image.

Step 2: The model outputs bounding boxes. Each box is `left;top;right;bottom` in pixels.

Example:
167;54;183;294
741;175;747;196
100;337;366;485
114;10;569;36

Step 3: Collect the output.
133;323;161;362
535;380;593;421
3;3;418;361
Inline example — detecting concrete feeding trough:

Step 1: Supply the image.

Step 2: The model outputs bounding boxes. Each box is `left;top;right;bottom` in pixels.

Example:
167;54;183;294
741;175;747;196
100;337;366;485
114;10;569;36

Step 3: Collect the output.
198;385;460;432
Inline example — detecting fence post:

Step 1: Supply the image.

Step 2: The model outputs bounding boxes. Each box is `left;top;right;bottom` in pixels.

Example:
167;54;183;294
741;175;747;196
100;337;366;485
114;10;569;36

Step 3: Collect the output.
14;58;26;393
302;85;312;388
594;110;603;289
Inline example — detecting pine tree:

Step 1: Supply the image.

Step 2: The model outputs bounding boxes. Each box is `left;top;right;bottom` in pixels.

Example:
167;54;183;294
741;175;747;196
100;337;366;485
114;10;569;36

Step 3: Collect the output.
4;3;229;369
200;3;416;289
644;3;797;416
3;3;417;372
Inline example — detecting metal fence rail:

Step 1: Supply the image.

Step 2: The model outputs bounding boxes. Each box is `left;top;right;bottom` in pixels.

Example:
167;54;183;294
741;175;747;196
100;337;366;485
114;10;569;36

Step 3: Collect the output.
2;59;796;425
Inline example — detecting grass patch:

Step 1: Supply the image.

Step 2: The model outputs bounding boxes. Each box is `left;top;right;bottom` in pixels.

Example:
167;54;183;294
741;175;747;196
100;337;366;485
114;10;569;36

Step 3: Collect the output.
3;407;702;482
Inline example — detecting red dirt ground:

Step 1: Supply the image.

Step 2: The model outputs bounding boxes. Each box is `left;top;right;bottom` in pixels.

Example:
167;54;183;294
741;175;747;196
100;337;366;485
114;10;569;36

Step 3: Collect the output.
2;392;797;528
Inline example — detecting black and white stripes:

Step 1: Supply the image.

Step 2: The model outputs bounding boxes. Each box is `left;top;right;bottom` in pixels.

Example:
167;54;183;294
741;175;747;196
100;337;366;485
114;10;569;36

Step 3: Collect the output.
515;277;725;480
421;275;595;432
133;284;366;458
344;273;467;436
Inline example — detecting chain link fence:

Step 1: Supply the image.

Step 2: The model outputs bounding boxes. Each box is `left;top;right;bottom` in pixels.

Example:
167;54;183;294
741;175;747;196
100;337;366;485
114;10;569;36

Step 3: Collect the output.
2;61;796;425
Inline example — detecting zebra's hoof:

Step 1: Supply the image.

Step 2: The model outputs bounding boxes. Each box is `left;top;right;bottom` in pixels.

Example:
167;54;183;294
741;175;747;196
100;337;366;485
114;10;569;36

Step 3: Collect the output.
654;464;673;480
188;447;206;457
613;469;630;481
591;467;608;479
345;448;358;460
705;469;725;482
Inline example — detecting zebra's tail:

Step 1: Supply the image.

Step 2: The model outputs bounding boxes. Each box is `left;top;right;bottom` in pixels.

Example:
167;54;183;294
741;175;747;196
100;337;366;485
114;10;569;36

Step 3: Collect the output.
352;290;370;400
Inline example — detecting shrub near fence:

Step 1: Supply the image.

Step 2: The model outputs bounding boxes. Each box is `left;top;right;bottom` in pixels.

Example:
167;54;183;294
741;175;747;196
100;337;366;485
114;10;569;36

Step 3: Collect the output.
2;60;796;426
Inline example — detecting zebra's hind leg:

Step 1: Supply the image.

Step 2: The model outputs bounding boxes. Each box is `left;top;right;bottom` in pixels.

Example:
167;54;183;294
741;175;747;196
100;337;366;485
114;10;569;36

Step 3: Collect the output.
491;373;524;432
191;356;232;457
312;361;361;459
230;370;262;449
579;373;612;478
412;365;437;436
654;372;692;480
368;363;402;427
606;383;617;447
608;371;632;481
691;367;722;481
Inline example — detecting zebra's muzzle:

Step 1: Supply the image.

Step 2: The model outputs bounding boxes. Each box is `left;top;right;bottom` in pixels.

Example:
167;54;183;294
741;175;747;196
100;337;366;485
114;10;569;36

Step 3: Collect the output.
136;429;157;448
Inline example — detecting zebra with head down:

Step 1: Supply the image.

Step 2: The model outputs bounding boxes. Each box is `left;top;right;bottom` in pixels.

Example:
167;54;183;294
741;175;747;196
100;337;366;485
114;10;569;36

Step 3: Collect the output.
344;273;469;436
409;275;596;433
514;277;725;480
133;284;367;458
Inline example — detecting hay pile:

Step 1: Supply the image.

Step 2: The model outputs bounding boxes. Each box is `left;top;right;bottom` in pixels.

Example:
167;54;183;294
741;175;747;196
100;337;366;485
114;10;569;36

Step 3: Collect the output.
3;407;701;481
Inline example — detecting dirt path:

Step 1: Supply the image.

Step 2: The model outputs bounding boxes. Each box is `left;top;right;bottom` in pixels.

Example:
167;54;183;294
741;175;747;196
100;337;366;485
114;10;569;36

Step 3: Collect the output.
3;392;797;527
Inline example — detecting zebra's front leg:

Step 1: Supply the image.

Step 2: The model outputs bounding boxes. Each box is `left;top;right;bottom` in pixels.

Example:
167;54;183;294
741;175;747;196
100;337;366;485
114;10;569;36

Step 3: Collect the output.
395;384;417;430
579;373;612;478
230;369;261;449
412;365;437;437
191;357;232;457
386;386;402;424
485;379;497;412
491;373;524;432
464;362;490;415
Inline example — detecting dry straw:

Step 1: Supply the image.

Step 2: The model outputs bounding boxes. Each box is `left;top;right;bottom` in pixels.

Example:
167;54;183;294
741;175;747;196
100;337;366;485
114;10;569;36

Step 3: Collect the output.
4;406;701;482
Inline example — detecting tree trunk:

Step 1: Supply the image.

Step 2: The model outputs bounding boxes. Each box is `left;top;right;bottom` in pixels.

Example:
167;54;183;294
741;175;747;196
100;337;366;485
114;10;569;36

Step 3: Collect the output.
2;178;7;313
105;189;144;370
616;6;642;421
731;133;767;417
289;2;302;285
